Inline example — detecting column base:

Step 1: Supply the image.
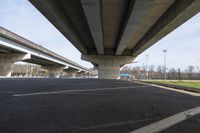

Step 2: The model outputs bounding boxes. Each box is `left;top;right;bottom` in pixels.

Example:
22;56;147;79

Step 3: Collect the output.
98;67;120;79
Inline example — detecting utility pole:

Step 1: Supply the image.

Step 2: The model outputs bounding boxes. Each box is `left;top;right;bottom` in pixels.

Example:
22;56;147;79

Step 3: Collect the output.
163;50;167;80
146;55;148;80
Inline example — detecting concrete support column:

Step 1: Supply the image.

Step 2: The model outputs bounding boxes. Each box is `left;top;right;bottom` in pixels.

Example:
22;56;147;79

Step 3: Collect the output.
62;71;75;78
76;71;86;78
85;72;91;78
98;64;120;79
63;69;81;78
71;73;76;78
81;55;135;79
42;66;64;78
0;62;13;77
0;54;31;77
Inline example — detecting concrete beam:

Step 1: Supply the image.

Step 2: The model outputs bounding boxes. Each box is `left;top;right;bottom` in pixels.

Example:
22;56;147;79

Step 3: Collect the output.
29;0;88;54
80;0;104;55
115;0;153;55
0;53;31;62
82;55;134;79
88;48;132;56
132;0;200;56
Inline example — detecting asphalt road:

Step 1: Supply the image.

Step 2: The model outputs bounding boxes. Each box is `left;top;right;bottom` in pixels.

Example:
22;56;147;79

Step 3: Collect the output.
161;114;200;133
0;78;199;133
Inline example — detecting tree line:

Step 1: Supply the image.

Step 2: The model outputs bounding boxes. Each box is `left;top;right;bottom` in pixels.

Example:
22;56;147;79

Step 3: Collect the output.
121;65;200;80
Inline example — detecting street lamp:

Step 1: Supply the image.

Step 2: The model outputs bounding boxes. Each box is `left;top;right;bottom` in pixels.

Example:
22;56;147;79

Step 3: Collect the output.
163;50;167;80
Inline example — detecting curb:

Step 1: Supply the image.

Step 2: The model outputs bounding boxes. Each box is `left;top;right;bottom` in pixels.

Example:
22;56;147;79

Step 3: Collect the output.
139;81;200;93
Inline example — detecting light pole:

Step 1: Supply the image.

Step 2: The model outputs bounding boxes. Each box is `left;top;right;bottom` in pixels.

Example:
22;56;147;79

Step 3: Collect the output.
146;55;148;80
163;50;167;80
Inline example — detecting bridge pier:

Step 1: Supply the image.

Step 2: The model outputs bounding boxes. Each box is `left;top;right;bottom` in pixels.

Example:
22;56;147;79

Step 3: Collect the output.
85;72;91;78
0;54;31;77
42;66;64;78
0;61;13;77
82;55;134;79
76;71;86;78
63;69;81;78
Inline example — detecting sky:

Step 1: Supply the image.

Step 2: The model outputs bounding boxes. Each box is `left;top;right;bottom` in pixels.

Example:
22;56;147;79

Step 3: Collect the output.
0;0;199;71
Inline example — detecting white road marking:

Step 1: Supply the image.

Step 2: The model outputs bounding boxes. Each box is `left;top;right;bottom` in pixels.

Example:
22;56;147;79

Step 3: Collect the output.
63;82;98;85
130;106;200;133
13;85;147;97
63;82;133;85
59;92;115;95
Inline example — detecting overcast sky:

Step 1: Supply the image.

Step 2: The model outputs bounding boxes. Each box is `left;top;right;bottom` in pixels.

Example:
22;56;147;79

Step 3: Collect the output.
0;0;199;71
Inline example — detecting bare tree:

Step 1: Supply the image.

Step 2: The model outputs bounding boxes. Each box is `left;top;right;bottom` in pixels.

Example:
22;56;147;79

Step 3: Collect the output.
177;68;181;80
186;65;195;80
168;68;176;79
131;67;141;79
157;65;165;79
196;66;200;73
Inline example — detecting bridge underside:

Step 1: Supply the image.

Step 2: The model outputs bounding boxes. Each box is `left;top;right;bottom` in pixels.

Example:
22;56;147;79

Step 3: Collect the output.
0;52;85;77
0;48;84;78
29;0;200;79
0;52;86;78
0;27;88;77
0;27;89;77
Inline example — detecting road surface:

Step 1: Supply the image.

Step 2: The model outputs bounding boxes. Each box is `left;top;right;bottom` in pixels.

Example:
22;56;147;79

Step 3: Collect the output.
0;78;199;133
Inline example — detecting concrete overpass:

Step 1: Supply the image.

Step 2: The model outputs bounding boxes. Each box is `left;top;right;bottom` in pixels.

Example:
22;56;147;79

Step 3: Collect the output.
29;0;200;79
0;27;89;77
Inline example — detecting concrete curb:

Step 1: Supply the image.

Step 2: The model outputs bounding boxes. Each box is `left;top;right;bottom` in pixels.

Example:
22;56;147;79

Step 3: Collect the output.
139;80;200;93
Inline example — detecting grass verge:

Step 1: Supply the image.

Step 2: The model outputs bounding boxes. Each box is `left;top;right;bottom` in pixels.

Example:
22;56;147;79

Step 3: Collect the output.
141;80;200;93
148;80;200;89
